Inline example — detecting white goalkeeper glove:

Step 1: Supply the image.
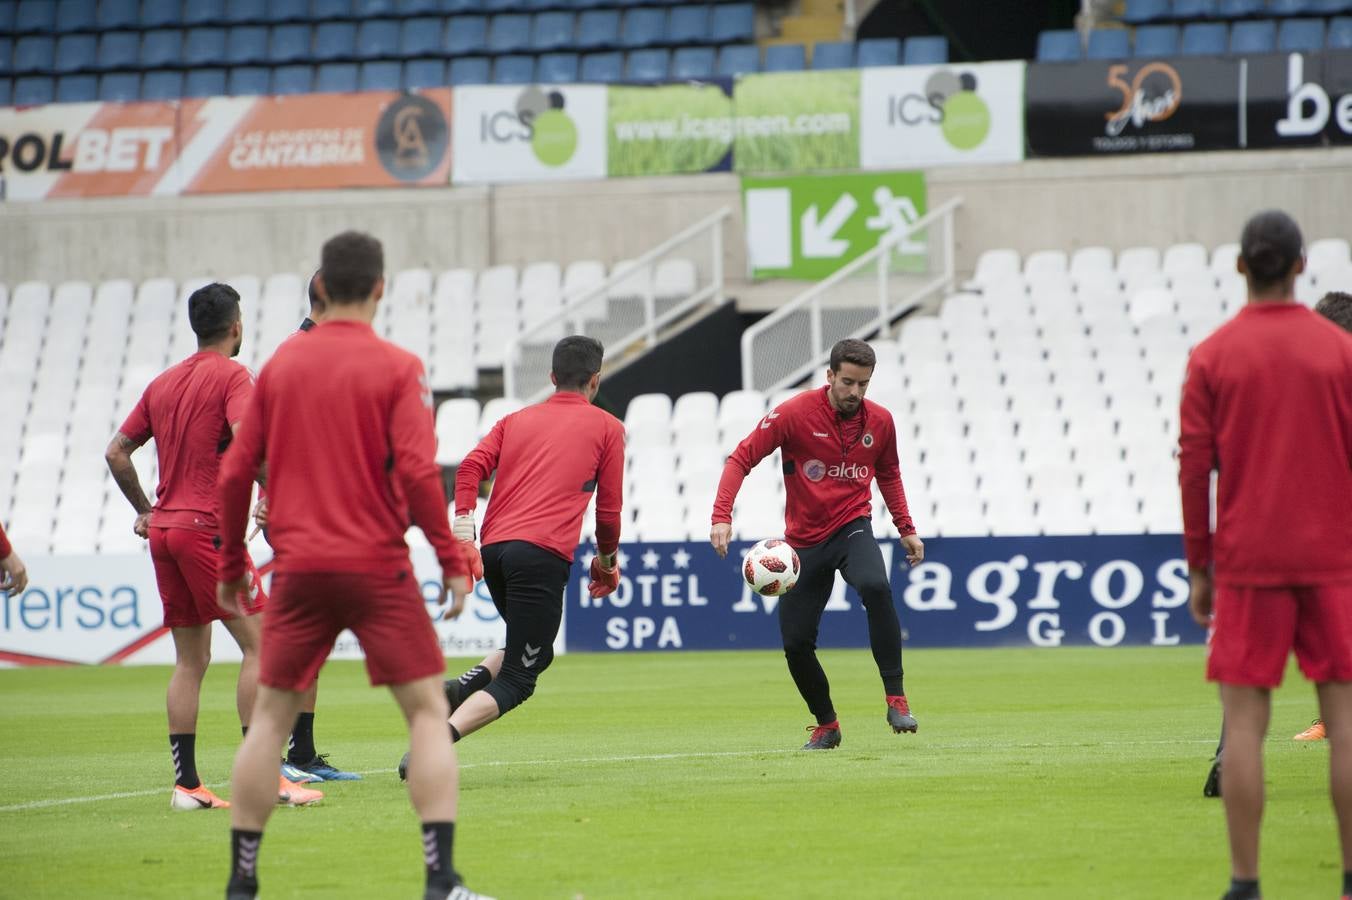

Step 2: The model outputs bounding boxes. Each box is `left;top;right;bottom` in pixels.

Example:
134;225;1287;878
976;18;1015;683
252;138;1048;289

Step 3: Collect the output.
452;514;476;543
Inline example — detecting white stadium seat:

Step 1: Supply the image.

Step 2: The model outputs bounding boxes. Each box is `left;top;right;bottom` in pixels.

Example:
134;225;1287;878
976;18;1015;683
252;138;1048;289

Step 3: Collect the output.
1070;246;1114;276
435;398;481;467
1162;243;1209;276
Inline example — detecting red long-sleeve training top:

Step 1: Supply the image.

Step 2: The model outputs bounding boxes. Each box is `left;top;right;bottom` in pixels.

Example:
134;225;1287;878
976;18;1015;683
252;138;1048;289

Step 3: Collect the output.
1179;302;1352;585
454;391;624;562
713;386;916;549
0;522;11;559
218;320;467;582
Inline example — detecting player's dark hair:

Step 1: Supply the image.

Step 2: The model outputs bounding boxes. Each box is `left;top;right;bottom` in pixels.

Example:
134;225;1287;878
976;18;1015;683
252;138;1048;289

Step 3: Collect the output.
320;231;384;304
552;335;604;390
306;269;323;313
1240;210;1304;292
829;338;876;372
187;282;241;345
1316;291;1352;334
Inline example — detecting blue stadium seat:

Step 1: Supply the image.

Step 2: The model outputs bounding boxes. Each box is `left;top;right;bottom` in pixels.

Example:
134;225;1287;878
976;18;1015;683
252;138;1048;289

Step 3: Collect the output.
399;0;442;13
53;34;96;74
812;40;853;69
671;45;715;79
359;60;401;90
626;47;669;80
1218;0;1265;16
0;78;10;107
532;12;575;52
183;67;227;97
580;50;623;82
1311;0;1352;12
537;52;578;83
710;3;754;43
445;0;485;12
356;19;401;60
1268;0;1314;13
183;0;226;28
575;10;621;50
1228;19;1274;52
488;14;532;53
0;2;13;36
141;3;181;30
98;71;140;102
141;30;182;68
1134;24;1180;56
184;28;228;66
403;58;445;89
1171;0;1218;18
316;62;358;92
668;5;711;45
1122;0;1169;23
1036;29;1081;61
56;73;98;102
272;64;312;94
14;36;55;74
448;56;490;84
223;0;267;25
483;0;518;10
903;35;948;64
1180;21;1228;54
269;25;312;65
140;69;183;99
55;0;98;34
313;0;353;18
15;76;55;105
1331;16;1352;47
228;65;270;96
0;38;10;73
521;0;555;9
226;26;269;66
401;17;444;57
265;0;311;24
856;37;899;67
493;53;535;83
15;1;56;34
1087;28;1131;59
764;43;805;71
445;16;489;55
620;9;666;48
573;0;609;8
1278;18;1326;49
312;22;357;62
716;42;758;76
99;0;139;29
354;0;398;16
97;32;140;71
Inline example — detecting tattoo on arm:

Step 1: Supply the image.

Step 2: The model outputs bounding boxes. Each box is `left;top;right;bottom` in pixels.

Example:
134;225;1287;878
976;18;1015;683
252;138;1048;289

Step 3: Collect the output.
106;433;153;515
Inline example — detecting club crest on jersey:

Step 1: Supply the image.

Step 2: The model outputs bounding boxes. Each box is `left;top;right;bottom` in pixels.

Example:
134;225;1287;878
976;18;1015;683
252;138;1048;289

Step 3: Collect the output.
803;459;827;482
862;433;873;448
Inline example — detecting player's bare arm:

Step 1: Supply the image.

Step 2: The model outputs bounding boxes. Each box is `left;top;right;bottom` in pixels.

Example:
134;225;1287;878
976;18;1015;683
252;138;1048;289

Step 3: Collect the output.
0;547;28;595
104;432;153;536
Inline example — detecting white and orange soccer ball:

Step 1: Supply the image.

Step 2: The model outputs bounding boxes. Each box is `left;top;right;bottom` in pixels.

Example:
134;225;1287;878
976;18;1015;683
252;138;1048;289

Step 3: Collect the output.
742;539;801;597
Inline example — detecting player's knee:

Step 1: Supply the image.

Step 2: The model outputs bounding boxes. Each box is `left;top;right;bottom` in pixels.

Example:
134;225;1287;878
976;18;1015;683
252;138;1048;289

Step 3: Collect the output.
484;665;541;715
856;578;892;607
177;651;211;676
782;634;817;658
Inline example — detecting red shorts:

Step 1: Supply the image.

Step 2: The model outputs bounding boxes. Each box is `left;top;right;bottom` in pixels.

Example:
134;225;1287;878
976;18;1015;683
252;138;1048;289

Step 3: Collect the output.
150;526;266;628
1207;581;1352;687
259;568;445;692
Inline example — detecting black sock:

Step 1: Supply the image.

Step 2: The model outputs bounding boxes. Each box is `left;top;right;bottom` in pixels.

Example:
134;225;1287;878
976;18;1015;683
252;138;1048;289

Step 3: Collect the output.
288;712;316;764
422;822;456;891
241;725;248;738
450;725;462;743
884;678;904;697
1226;877;1259;899
170;733;200;790
457;665;492;698
1343;871;1351;896
228;829;263;896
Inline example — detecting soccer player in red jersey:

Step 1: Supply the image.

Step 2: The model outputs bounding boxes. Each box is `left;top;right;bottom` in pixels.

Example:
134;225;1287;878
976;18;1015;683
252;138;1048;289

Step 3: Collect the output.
1181;212;1352;900
0;521;28;596
217;232;490;900
710;338;924;750
105;283;320;811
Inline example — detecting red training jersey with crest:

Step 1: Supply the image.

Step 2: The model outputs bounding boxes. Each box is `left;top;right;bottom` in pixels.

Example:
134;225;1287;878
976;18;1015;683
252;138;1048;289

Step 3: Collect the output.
119;350;254;532
712;386;916;548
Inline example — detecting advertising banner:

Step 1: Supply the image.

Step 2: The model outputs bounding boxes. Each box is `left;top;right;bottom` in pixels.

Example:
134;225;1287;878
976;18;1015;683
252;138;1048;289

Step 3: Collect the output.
451;83;606;183
607;78;735;177
1025;56;1242;156
742;170;927;280
732;69;861;174
859;61;1025;169
1244;51;1352;149
566;536;1199;652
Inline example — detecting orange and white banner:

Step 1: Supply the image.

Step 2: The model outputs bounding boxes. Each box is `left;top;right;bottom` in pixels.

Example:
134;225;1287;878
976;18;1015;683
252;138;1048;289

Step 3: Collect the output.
0;88;451;201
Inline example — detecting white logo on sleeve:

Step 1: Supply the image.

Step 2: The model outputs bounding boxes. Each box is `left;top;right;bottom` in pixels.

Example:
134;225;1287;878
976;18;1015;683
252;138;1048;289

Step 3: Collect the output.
759;411;780;430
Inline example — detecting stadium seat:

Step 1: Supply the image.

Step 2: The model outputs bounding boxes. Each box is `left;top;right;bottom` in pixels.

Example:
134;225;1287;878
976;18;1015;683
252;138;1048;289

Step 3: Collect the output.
0;1;13;36
670;46;715;80
264;0;310;23
100;0;139;29
359;60;401;90
399;0;442;12
55;0;98;33
314;0;353;17
668;5;710;45
223;0;268;25
1133;24;1180;56
532;12;575;52
448;56;490;84
488;13;532;53
140;69;183;99
445;16;489;56
269;24;312;65
96;32;140;72
856;37;900;67
580;51;623;82
764;43;806;71
575;10;621;50
183;66;227;97
1;75;17;105
1180;22;1228;55
228;65;270;96
98;71;139;101
14;36;55;74
1229;19;1275;53
56;73;98;102
710;3;755;43
1162;242;1208;275
1330;16;1352;47
537;52;579;83
183;0;225;27
903;35;948;64
1172;0;1218;17
403;58;445;89
354;0;398;16
626;48;669;81
312;22;358;62
226;26;269;66
620;9;666;48
1308;237;1352;272
1087;28;1130;59
272;63;312;94
812;40;854;69
434;398;481;466
356;19;401;60
1036;29;1081;62
1312;0;1352;11
399;17;443;57
0;37;10;73
15;0;55;33
1218;0;1265;15
716;43;759;75
493;54;535;83
53;34;96;74
1268;0;1314;13
1278;18;1326;50
315;61;359;92
184;28;228;67
1122;0;1170;23
140;30;182;69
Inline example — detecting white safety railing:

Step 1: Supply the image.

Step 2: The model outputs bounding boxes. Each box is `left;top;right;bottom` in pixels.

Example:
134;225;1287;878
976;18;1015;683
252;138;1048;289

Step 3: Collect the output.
740;196;962;393
504;207;732;402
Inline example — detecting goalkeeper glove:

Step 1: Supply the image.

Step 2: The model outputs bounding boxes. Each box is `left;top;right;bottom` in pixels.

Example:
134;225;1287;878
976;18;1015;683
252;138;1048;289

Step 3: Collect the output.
588;553;620;599
459;540;484;582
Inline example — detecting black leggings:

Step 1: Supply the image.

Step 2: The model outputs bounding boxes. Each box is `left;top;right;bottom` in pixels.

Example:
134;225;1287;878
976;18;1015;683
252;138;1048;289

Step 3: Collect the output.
480;541;571;717
777;518;904;725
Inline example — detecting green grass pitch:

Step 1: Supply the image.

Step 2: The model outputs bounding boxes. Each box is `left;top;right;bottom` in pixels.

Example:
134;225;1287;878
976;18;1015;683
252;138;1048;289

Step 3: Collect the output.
0;648;1340;898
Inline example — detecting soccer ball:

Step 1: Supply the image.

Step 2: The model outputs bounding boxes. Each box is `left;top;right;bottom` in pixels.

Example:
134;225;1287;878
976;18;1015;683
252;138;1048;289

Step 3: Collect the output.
743;539;801;597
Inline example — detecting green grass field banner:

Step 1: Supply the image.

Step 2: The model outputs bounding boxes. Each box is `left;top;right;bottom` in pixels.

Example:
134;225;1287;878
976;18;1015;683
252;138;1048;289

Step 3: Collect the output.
732;69;862;174
607;78;736;177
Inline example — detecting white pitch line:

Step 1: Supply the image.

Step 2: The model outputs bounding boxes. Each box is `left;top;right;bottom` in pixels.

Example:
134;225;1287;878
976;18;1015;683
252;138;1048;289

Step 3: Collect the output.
0;738;1224;814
